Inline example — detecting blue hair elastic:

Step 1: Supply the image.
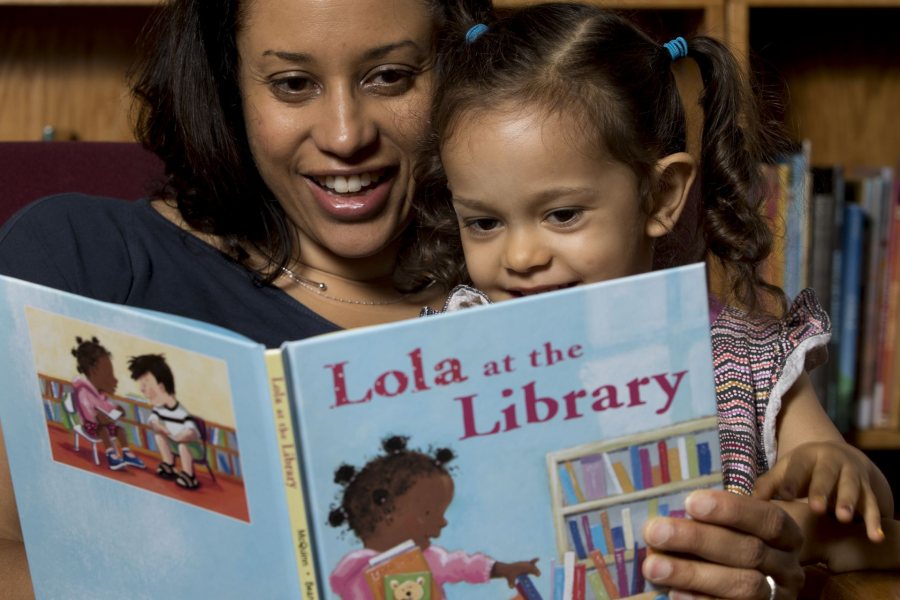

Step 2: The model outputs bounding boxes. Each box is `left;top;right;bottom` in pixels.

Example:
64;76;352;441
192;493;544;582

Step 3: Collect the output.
663;36;688;61
466;23;488;44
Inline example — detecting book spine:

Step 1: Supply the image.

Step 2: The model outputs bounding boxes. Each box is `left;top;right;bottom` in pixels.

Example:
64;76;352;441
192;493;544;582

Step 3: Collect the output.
836;203;866;433
883;197;900;428
265;351;320;600
573;563;586;600
515;574;545;600
581;515;595;553
559;464;580;505
630;544;647;595
611;461;635;493
629;445;644;490
611;526;628;598
568;519;588;560
565;461;586;503
657;440;670;484
590;524;608;556
586;571;610;600
601;453;624;496
580;454;607;500
563;551;575;600
874;168;898;427
588;550;619;600
599;511;614;559
697;441;712;476
685;435;699;479
638;447;652;491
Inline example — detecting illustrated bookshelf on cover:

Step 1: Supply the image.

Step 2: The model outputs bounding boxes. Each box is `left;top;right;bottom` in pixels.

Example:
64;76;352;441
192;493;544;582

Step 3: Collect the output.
38;372;242;481
547;415;722;599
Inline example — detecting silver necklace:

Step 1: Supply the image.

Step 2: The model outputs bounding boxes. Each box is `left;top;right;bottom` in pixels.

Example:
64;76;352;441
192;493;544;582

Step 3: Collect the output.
279;266;407;306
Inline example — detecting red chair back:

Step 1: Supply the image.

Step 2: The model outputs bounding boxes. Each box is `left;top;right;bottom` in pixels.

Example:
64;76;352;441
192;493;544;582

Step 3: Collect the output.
0;142;165;226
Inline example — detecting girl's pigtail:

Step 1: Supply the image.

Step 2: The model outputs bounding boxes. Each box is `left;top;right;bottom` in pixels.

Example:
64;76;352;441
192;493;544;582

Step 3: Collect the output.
327;507;347;527
382;435;408;455
688;36;790;315
433;447;456;467
333;464;357;486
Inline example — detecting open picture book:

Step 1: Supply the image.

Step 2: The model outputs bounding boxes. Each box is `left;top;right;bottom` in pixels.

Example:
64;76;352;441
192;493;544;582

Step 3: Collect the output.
0;263;722;600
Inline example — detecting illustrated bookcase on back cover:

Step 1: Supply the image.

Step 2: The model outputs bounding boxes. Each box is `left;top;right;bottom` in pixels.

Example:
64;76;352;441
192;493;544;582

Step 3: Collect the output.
0;263;721;600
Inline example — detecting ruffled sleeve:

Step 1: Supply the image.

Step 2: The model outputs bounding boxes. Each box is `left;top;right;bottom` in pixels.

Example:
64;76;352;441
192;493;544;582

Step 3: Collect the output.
711;288;831;494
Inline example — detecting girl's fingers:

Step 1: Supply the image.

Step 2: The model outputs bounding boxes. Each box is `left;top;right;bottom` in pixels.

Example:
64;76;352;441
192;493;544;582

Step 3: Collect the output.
804;457;841;514
832;467;862;523
859;487;885;542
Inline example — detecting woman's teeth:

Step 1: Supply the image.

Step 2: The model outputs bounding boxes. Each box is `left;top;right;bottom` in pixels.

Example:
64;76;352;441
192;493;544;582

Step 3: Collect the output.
315;170;384;194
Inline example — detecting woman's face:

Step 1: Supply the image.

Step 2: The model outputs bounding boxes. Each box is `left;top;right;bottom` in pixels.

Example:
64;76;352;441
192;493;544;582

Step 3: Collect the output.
237;0;434;268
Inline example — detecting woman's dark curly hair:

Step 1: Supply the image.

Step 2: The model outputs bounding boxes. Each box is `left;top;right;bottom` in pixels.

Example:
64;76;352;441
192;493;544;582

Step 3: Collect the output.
130;0;492;289
327;435;455;540
407;2;793;314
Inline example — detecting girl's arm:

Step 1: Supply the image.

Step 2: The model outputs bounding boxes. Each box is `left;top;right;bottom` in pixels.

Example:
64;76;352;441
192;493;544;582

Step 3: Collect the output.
0;424;34;599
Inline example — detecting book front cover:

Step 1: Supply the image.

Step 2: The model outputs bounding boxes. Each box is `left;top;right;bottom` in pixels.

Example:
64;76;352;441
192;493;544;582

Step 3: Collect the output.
284;263;721;600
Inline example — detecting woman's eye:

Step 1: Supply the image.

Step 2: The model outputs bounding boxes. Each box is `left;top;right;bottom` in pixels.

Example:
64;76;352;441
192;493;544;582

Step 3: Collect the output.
270;75;317;100
546;208;583;226
364;67;417;95
464;218;501;234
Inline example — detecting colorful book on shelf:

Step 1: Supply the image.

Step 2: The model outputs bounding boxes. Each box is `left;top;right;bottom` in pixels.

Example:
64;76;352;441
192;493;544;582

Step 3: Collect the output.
881;179;900;429
848;168;893;429
0;263;720;600
808;166;841;409
835;201;866;433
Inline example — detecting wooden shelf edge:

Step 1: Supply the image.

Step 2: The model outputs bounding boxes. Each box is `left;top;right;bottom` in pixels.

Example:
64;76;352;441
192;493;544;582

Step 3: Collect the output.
850;429;900;450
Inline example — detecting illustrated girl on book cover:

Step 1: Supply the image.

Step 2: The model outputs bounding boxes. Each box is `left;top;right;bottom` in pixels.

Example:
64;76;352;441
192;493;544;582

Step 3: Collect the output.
327;435;540;599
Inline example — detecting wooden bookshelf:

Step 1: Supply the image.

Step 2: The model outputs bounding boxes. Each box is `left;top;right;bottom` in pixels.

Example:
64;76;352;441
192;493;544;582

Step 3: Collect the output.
0;2;158;141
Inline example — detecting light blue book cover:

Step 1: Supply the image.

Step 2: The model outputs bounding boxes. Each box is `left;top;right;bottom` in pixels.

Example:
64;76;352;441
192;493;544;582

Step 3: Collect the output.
1;263;720;599
282;263;722;599
0;275;304;599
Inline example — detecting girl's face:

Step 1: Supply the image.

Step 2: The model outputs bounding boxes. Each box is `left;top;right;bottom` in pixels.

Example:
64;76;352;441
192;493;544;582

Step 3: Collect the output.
388;473;453;550
441;108;661;301
89;354;118;395
237;0;434;272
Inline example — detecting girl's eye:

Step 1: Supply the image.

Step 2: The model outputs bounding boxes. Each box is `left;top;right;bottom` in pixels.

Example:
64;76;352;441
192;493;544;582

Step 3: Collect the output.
546;208;583;226
363;67;417;95
464;218;502;234
269;74;318;100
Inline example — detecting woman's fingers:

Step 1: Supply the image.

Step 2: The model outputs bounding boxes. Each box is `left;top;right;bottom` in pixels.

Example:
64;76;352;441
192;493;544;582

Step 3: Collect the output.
641;490;805;598
643;553;792;599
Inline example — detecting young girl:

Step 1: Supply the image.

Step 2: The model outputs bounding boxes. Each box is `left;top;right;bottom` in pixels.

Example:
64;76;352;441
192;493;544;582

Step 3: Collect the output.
70;336;145;471
410;2;898;593
327;435;539;599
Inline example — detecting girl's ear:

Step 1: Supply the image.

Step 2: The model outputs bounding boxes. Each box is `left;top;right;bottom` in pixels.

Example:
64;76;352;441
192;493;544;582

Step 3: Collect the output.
646;152;697;238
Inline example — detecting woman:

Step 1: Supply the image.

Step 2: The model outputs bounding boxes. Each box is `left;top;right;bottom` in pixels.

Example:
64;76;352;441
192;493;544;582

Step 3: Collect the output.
0;1;816;598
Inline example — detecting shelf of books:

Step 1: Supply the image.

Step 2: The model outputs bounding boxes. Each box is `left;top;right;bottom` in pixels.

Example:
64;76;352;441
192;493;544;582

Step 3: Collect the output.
546;416;721;599
38;373;243;481
755;142;899;445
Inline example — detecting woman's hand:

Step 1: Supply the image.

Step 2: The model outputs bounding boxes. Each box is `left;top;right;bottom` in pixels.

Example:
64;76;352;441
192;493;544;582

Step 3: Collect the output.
753;441;884;542
641;489;805;599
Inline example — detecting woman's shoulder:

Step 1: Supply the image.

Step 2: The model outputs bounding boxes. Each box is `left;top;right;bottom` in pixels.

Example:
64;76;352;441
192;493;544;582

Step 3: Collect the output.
0;193;190;299
0;192;158;246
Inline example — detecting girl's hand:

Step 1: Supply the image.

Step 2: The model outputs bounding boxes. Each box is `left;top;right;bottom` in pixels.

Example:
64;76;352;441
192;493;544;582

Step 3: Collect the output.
492;558;540;588
753;441;885;542
642;489;805;599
